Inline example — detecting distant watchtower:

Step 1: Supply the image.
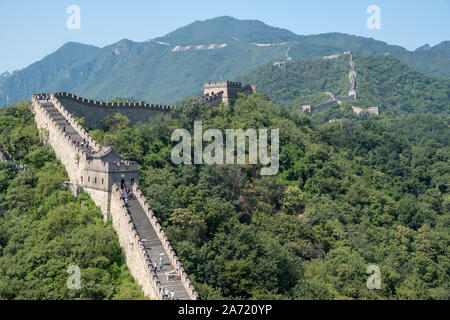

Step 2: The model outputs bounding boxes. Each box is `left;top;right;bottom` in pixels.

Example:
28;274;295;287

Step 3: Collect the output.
203;81;256;106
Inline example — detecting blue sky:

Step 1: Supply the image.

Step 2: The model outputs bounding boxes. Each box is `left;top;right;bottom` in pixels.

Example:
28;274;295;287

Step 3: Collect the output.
0;0;449;73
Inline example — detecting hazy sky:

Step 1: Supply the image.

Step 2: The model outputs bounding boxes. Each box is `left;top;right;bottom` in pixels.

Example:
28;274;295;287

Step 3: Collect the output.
0;0;449;73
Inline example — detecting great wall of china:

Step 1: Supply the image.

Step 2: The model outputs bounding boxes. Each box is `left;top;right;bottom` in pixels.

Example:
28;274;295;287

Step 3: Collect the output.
302;52;379;115
302;52;357;113
53;92;175;128
28;81;256;300
32;93;198;300
13;64;375;299
52;81;255;128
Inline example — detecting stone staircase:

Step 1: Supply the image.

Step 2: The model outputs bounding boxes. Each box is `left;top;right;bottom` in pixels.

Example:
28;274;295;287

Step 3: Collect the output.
40;102;92;153
126;197;190;300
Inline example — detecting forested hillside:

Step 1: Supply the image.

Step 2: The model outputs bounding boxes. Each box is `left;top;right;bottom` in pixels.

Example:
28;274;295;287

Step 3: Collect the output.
239;54;351;108
86;94;449;300
241;54;450;116
0;101;145;300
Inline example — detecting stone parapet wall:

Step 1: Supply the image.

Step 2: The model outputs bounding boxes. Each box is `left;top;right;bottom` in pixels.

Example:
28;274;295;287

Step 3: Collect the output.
50;95;102;152
132;183;199;300
194;91;224;107
204;81;242;89
32;95;85;182
54;92;176;111
110;183;162;299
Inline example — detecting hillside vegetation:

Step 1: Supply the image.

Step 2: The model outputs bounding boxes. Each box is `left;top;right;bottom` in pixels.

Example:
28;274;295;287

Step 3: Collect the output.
87;94;449;300
239;54;351;108
241;54;450;116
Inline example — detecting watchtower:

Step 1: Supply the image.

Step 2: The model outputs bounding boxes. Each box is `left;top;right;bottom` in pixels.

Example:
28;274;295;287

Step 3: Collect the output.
203;81;256;106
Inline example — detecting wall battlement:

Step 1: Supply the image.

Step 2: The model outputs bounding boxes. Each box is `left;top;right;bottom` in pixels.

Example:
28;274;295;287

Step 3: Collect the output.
44;81;255;128
54;92;176;111
204;81;243;89
303;51;357;114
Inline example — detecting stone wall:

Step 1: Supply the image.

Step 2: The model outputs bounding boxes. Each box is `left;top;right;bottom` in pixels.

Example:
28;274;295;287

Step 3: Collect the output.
132;183;199;300
302;51;357;114
54;92;176;111
33;95;84;183
194;91;224;107
54;92;175;128
109;183;162;299
310;100;339;113
32;94;198;300
50;95;102;152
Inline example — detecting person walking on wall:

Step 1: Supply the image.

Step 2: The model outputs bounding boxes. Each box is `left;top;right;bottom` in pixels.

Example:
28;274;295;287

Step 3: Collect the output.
165;288;169;299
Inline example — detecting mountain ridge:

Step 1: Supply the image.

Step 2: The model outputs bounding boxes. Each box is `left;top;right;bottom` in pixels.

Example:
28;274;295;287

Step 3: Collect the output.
1;16;449;107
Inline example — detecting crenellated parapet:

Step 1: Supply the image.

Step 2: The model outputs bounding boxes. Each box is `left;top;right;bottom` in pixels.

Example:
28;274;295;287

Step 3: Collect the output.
110;183;165;300
204;81;243;89
54;92;176;111
132;183;199;300
193;90;224;107
50;94;102;152
52;92;177;128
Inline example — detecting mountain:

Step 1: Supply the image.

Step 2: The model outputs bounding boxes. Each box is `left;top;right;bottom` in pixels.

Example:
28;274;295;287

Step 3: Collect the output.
154;16;298;44
0;42;101;106
0;71;12;87
1;16;449;107
430;41;450;57
0;71;11;79
415;44;432;52
240;54;450;115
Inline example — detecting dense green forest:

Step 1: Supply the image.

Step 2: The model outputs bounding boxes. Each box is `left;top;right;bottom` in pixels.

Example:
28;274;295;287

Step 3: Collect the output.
86;93;449;300
0;101;145;300
0;57;448;299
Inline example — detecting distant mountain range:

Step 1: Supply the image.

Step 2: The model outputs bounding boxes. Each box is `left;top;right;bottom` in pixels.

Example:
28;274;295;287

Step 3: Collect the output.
1;16;449;107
